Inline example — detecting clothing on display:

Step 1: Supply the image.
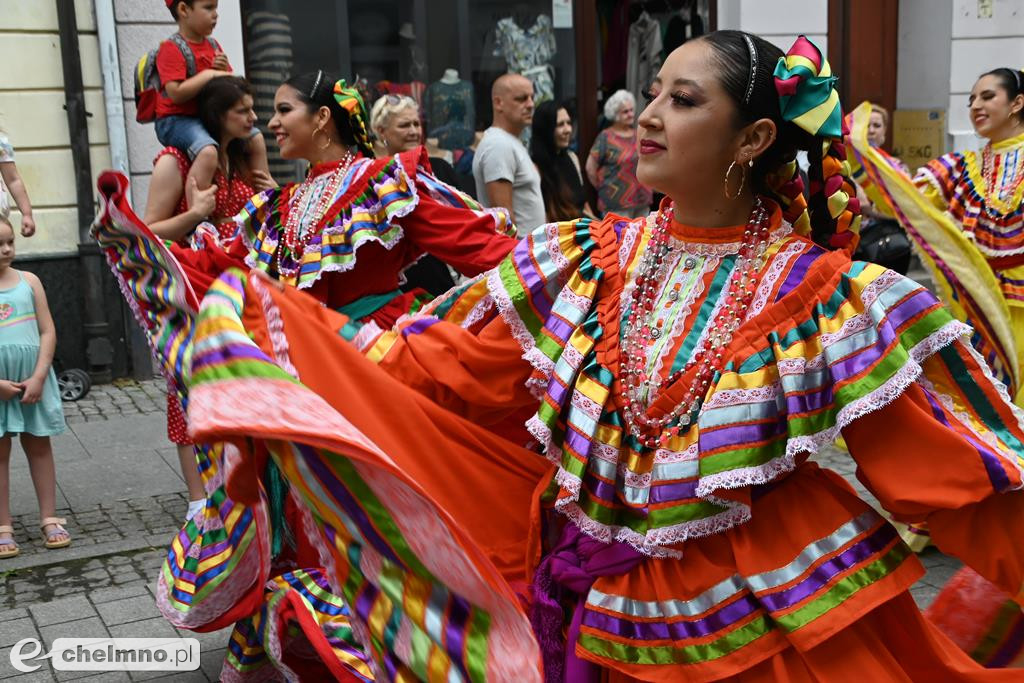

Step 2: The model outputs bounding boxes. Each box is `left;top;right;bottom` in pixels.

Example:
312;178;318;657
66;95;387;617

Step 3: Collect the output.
493;14;557;104
424;72;476;150
626;11;663;111
662;0;706;55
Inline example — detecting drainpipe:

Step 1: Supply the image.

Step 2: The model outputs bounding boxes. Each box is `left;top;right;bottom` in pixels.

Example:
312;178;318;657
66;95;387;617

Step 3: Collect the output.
56;0;114;383
95;0;153;379
94;1;129;177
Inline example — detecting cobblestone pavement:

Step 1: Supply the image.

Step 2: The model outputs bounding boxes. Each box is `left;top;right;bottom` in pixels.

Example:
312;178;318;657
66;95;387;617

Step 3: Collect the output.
0;547;229;682
61;378;167;425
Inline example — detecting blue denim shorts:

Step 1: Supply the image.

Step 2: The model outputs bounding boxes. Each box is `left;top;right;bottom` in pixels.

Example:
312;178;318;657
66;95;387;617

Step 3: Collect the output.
155;115;217;160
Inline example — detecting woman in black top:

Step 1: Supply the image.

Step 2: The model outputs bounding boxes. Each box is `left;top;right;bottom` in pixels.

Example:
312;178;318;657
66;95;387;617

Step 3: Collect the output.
530;101;595;222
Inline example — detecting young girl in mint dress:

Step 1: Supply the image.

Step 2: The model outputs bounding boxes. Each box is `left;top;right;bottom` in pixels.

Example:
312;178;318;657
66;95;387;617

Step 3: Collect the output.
0;216;69;558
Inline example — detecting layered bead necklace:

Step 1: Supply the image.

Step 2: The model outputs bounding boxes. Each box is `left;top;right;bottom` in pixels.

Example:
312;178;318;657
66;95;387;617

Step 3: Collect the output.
619;198;771;449
277;151;355;277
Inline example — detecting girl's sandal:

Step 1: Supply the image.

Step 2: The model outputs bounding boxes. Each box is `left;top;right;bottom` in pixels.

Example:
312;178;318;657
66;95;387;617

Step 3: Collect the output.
0;525;19;558
40;517;71;549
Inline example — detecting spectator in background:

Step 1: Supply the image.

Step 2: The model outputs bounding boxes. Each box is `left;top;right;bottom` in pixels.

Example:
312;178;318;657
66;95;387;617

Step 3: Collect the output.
849;103;913;274
369;94;468;195
586;89;652;218
473;74;545;236
530;101;594;222
0;131;36;237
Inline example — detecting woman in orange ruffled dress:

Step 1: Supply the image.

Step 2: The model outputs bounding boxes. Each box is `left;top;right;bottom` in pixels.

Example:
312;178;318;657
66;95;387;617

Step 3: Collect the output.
94;33;1024;681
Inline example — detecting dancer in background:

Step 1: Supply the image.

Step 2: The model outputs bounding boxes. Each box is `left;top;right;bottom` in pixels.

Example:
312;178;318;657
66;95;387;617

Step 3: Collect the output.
850;68;1024;671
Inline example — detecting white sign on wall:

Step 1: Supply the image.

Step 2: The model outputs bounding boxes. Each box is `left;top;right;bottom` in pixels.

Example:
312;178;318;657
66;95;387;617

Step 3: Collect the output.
553;0;573;28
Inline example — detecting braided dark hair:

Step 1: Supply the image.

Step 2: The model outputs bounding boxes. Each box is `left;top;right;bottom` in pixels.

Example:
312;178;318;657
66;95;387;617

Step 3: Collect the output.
700;30;860;250
981;67;1024;123
284;71;375;158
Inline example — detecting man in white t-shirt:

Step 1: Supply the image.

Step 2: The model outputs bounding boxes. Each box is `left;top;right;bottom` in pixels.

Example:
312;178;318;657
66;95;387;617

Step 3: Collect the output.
473;74;546;236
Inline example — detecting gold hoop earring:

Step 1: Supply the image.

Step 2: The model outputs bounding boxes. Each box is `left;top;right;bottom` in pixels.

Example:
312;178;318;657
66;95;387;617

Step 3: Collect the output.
311;127;332;150
724;159;746;199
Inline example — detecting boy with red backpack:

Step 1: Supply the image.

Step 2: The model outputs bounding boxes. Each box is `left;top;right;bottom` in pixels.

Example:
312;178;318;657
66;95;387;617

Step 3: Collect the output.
147;0;267;203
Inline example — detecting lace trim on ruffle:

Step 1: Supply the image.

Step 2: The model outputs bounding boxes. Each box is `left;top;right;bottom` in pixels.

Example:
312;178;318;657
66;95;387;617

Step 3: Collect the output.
247;159;419;291
670;223;794;257
351;320;384;351
546;221;571;273
617;215;646;269
251;277;299;378
695;319;972;498
750;236;805;316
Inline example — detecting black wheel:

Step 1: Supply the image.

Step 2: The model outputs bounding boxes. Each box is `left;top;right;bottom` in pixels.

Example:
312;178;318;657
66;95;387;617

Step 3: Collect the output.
58;369;91;402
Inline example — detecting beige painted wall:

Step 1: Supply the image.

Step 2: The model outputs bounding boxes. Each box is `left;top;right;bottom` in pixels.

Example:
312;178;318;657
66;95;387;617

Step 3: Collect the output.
0;0;111;258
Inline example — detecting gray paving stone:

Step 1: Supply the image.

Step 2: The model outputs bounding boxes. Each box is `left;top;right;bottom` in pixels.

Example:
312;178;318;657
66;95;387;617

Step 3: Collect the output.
6;670;57;683
88;584;149;605
198;648;225;682
30;597;96;627
0;608;29;622
96;596;161;627
0;617;38;648
107;617;178;641
39;616;108;648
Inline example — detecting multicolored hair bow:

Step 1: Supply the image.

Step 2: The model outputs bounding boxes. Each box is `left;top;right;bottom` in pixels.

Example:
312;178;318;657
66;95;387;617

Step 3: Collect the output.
333;79;373;156
773;36;844;139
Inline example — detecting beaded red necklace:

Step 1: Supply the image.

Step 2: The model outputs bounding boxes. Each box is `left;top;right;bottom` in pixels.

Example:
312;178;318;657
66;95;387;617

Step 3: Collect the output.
278;152;355;277
619;199;771;449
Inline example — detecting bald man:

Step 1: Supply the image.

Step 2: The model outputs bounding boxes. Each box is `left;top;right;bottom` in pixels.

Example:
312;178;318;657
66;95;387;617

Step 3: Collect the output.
472;74;545;236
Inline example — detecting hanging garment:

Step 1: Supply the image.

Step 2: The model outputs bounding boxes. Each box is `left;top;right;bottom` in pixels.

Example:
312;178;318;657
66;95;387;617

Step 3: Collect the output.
626;12;663;111
494;15;557;104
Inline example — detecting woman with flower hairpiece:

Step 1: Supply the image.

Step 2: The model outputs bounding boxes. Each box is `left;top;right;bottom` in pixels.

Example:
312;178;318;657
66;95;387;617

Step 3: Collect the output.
92;35;1024;681
89;69;516;682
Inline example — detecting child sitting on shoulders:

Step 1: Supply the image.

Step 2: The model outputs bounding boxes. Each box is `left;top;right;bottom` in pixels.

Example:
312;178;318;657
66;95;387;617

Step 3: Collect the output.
0;215;69;558
156;0;267;206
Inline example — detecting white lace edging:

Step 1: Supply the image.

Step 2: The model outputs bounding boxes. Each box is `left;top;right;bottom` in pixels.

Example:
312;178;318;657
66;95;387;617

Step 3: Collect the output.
695;319;971;497
251;277;299;378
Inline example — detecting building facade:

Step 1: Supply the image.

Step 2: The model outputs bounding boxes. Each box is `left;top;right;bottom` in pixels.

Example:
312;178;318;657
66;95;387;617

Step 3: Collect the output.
1;0;1021;378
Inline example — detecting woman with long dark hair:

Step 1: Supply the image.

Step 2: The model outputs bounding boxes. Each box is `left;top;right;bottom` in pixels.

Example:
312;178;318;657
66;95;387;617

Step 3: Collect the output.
530;100;593;221
96;36;1024;680
144;76;274;242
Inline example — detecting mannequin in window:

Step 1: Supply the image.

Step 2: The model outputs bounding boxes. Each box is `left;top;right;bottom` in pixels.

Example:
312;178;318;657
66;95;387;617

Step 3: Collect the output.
424;69;476;150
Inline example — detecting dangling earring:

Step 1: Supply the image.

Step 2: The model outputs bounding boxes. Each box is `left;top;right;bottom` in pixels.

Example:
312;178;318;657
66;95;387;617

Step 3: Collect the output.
311;127;332;150
724;158;747;199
